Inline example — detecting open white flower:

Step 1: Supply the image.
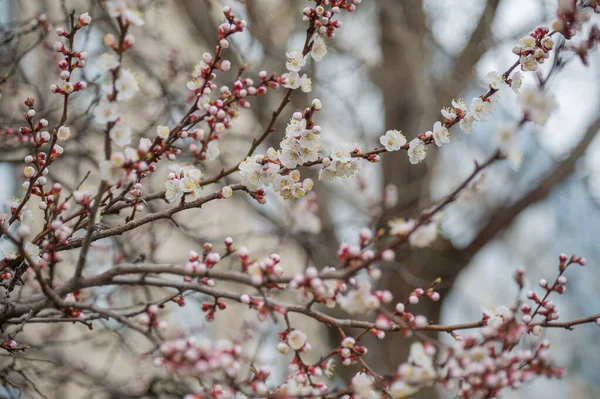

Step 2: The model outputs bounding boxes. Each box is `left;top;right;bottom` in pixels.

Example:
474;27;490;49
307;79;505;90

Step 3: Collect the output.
518;34;537;51
94;99;119;125
470;97;493;121
206;140;220;161
285;49;306;72
407;138;426;164
408;222;438;247
519;54;538;72
97;53;119;70
459;112;475;134
511;71;524;93
311;35;327;61
352;372;379;399
431;121;450;147
110;121;132;147
115;69;139;101
165;179;184;203
485;71;507;90
287;329;307;350
380;130;406;151
239;155;280;190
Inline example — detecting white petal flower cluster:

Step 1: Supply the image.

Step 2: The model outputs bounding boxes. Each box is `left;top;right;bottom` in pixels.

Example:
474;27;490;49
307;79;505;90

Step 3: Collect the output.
281;42;315;92
514;34;552;72
519;87;557;126
337;280;391;315
238;155;281;191
282;71;312;92
272;171;314;201
319;143;360;181
278;116;322;168
164;164;204;203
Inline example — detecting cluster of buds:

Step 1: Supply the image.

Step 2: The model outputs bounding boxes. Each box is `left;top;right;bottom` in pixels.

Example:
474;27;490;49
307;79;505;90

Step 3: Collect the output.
61;290;84;318
554;0;598;39
1;340;28;353
186;6;246;97
240;294;286;322
337;242;374;268
512;27;554;72
241;250;284;286
442;334;564;398
51;14;90;95
155;336;246;382
41;219;74;250
566;24;600;65
290;266;346;307
184;244;222;285
201;299;227;322
302;0;361;35
30;13;50;32
337;336;367;366
138;304;168;330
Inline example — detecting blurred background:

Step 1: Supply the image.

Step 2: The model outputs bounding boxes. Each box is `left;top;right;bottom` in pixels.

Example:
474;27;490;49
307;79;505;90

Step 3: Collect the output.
1;0;599;398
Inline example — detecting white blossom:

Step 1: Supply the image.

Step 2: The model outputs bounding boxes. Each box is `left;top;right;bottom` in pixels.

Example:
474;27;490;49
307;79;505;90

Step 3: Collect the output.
115;69;139;101
470;97;493;121
380;130;406;151
511;71;524;93
206;140;220;161
109;121;132;147
285;49;306;72
287;330;307;350
94;99;119;125
238;155;280;190
518;35;537;51
57;126;70;141
165;180;184;203
311;35;327;61
459;113;475;134
97;53;119;70
431;121;450;147
408;222;438;247
407;138;426;164
352;372;380;399
519;54;538;72
485;71;507;90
